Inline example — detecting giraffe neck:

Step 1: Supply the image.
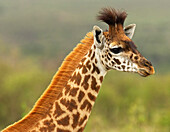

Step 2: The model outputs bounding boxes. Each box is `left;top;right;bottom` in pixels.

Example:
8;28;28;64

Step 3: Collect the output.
30;44;107;132
2;32;107;132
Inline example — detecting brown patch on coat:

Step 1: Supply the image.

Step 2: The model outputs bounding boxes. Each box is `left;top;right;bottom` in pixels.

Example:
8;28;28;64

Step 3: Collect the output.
88;93;96;101
86;60;91;70
79;115;87;126
57;115;70;126
64;84;71;95
80;99;92;111
91;52;95;60
121;65;125;70
71;72;82;85
113;58;121;65
53;102;65;118
77;64;83;69
78;127;83;132
81;75;90;90
69;87;79;97
60;98;69;107
72;112;80;129
91;76;100;92
78;91;85;103
67;99;77;112
82;65;88;74
39;119;55;132
99;76;103;83
57;128;71;132
92;63;100;74
95;59;98;64
88;49;92;57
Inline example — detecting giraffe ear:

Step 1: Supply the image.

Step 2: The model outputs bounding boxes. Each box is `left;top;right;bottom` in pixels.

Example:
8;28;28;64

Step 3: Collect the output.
124;24;136;39
93;25;104;49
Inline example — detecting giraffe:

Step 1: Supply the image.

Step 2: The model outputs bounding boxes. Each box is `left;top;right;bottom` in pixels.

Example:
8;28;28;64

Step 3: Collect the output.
2;8;155;132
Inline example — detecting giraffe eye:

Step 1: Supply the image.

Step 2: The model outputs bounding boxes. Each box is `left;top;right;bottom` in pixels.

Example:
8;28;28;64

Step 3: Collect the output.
110;47;123;54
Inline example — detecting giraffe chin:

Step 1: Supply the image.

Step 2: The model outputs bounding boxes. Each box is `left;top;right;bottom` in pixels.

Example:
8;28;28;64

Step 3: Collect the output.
138;69;151;77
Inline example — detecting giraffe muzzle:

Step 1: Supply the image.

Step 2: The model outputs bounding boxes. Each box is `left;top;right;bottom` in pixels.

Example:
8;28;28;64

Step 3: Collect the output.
137;58;155;77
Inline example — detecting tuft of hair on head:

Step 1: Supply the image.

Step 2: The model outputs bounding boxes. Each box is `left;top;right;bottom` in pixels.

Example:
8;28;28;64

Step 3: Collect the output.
97;7;127;26
97;7;128;38
116;9;127;25
97;7;117;26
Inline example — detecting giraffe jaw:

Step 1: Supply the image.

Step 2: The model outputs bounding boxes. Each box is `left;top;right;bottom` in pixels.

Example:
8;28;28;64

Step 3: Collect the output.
138;69;150;77
138;66;155;77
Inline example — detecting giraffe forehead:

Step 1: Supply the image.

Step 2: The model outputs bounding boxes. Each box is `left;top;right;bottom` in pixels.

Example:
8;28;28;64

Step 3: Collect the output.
103;32;132;45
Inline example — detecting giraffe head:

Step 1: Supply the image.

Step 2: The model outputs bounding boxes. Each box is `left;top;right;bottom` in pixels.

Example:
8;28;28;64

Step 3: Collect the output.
93;8;155;77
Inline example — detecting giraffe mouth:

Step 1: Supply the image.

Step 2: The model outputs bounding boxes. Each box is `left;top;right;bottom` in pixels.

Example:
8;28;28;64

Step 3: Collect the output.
138;67;155;77
138;69;150;77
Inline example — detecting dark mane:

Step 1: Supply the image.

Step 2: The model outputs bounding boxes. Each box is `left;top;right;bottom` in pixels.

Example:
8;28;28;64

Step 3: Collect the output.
97;7;127;26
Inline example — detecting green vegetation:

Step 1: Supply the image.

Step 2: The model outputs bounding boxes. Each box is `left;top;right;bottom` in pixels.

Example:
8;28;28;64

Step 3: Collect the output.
85;72;170;132
0;0;169;131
